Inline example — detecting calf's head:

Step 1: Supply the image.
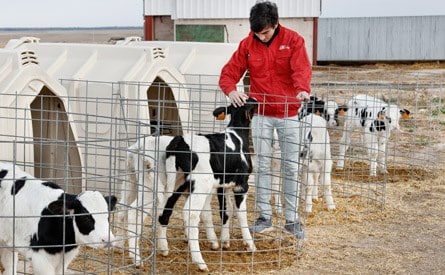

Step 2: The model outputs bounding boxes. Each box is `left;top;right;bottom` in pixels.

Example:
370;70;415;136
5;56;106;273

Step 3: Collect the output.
213;97;258;128
299;96;325;118
48;191;117;248
386;105;411;131
323;100;340;127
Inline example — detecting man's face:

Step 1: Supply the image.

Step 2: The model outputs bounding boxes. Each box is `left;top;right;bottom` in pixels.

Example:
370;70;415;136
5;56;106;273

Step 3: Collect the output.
254;25;277;43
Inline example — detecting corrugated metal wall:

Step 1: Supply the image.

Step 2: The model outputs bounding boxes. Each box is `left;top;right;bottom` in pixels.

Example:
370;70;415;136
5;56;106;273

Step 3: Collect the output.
144;0;321;19
144;0;175;16
317;16;445;62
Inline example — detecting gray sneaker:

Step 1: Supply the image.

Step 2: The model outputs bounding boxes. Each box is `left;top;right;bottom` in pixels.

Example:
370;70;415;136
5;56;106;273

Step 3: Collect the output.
284;220;306;240
250;216;273;233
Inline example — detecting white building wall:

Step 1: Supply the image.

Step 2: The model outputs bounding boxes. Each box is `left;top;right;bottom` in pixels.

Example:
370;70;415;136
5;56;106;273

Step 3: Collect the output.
145;0;321;18
144;0;175;16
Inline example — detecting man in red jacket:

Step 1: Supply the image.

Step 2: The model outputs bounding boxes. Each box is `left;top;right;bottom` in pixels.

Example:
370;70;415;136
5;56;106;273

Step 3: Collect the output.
219;1;311;239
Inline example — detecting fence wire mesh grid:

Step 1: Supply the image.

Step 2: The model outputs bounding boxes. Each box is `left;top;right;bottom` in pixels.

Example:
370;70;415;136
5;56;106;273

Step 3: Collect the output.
0;66;443;274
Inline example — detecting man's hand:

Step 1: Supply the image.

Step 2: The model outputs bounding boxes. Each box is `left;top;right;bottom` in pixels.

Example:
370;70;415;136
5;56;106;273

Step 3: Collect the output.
228;90;249;107
296;91;310;102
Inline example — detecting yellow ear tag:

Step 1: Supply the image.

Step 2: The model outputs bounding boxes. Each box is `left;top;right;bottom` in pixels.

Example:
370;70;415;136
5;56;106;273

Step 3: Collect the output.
402;112;410;120
377;113;385;121
216;112;226;120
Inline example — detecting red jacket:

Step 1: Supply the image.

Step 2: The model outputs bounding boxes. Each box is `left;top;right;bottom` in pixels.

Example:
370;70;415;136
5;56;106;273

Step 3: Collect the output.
219;24;312;118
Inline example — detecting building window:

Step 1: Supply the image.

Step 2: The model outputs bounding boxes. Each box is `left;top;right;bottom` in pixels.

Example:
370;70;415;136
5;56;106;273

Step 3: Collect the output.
176;25;224;42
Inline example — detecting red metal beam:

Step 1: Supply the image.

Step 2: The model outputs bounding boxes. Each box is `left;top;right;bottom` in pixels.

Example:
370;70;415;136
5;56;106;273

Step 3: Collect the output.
312;17;318;65
144;16;154;41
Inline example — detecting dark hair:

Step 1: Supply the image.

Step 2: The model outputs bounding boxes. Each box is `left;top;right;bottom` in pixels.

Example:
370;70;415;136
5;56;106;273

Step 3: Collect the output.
249;1;279;33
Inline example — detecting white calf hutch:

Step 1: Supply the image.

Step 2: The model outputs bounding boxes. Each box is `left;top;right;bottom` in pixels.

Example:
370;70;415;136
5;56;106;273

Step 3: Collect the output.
0;37;443;274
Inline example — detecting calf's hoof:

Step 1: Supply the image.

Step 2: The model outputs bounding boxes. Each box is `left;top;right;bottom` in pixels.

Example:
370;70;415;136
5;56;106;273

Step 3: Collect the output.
245;242;256;252
222;241;230;249
136;264;148;271
198;263;209;272
378;168;388;174
158;249;169;256
211;241;220;250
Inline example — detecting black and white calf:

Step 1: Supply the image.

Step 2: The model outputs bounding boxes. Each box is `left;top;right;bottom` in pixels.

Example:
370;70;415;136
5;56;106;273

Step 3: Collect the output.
0;162;116;275
336;94;410;176
120;98;258;271
299;96;340;127
160;98;258;271
118;134;222;270
299;114;335;213
271;113;336;214
271;96;339;214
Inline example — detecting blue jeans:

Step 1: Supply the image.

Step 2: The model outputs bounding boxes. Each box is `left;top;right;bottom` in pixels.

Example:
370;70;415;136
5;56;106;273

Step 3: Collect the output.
251;115;302;222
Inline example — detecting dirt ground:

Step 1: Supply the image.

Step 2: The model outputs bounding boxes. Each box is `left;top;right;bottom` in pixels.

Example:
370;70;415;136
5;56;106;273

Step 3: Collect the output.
1;29;444;274
295;172;445;274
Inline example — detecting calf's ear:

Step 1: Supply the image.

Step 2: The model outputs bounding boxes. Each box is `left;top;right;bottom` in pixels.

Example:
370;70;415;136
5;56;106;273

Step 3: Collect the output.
104;195;117;211
47;200;76;216
0;169;8;179
245;97;258;111
0;170;8;187
401;109;410;119
213;106;227;120
337;105;348;116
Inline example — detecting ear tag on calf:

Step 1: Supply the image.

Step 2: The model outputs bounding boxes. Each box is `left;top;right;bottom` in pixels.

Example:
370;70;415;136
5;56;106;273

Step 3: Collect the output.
377;112;386;121
216;112;226;120
402;112;410;120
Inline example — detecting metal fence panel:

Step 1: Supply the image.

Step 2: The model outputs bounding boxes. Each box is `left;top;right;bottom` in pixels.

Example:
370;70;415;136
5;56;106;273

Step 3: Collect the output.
318;16;445;62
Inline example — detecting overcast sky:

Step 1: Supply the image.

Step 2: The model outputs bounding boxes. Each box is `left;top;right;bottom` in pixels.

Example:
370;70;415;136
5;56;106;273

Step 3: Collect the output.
0;0;444;28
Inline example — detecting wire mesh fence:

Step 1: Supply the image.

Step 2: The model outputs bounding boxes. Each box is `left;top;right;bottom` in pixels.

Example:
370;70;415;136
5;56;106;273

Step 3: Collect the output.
0;65;443;274
309;66;444;222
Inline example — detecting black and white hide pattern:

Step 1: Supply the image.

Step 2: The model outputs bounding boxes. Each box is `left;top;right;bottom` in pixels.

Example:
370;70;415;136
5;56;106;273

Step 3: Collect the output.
0;162;116;275
336;94;410;176
158;98;258;271
299;114;335;213
118;134;221;271
299;96;340;127
119;98;258;272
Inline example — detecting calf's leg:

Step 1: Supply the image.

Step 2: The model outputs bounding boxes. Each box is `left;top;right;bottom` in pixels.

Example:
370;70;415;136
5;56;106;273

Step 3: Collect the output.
337;121;353;170
233;191;256;252
182;181;213;271
320;160;335;210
